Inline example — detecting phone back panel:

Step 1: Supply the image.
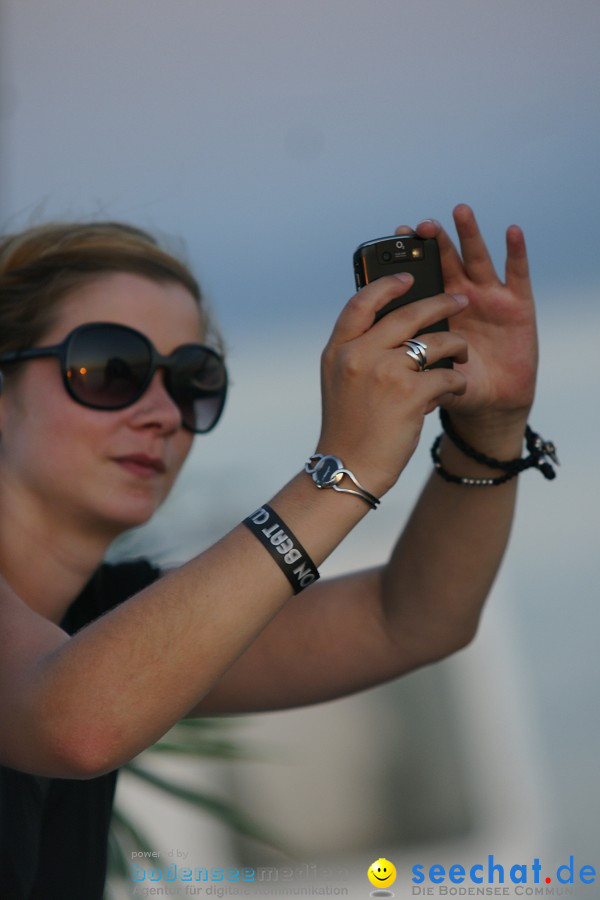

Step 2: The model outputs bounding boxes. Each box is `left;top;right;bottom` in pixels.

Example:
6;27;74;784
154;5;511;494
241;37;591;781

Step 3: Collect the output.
353;234;451;367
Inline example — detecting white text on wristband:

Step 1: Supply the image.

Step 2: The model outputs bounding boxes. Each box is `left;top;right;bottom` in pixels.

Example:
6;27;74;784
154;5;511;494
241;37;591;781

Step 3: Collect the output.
243;505;320;595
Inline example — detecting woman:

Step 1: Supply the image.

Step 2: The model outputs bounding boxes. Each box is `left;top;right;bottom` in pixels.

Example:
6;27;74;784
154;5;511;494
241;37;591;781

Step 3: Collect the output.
0;205;553;898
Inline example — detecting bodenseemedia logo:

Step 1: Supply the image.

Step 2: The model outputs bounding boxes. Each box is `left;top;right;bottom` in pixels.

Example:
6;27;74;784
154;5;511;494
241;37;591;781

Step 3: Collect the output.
410;854;595;895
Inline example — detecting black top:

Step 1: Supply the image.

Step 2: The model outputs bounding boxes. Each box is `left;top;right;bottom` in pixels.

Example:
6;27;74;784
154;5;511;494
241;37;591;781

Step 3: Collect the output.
0;559;161;900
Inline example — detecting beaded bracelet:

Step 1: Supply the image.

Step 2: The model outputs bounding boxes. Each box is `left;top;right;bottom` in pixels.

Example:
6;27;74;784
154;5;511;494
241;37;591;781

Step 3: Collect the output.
431;410;559;487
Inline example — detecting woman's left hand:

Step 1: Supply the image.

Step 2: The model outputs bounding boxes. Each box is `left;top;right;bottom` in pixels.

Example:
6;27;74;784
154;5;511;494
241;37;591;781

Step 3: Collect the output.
397;204;538;441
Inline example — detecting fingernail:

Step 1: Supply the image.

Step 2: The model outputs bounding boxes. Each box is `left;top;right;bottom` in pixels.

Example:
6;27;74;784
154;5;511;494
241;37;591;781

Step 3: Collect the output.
452;293;469;307
394;272;413;283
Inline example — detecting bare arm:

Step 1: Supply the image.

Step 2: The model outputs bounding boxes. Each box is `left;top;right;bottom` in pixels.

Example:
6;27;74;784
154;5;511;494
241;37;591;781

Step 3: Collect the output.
190;205;540;712
0;270;466;778
0;206;541;777
189;432;524;716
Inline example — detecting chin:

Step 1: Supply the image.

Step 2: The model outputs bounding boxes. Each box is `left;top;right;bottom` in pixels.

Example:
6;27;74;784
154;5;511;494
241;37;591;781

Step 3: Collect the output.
93;478;172;537
101;498;163;535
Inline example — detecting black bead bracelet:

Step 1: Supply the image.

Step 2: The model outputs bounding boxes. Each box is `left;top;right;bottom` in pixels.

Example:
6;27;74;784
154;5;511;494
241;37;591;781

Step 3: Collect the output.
432;410;559;487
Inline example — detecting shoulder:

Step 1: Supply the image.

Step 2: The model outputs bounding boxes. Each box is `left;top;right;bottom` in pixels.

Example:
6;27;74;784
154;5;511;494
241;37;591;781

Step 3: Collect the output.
95;558;162;600
61;558;162;634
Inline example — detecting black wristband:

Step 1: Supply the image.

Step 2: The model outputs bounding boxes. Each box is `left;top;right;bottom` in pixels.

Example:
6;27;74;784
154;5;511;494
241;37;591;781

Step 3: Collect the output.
439;409;559;481
243;504;320;595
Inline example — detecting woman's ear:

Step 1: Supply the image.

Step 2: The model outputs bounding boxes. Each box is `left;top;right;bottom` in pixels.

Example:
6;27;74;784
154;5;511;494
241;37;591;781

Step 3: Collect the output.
0;371;4;396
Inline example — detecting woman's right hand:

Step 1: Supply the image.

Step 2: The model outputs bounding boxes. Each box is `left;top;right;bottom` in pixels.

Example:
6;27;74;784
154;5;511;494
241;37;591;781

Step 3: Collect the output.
317;274;470;497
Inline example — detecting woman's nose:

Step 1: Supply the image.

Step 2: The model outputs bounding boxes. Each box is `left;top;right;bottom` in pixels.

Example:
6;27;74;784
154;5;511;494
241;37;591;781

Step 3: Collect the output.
128;371;183;432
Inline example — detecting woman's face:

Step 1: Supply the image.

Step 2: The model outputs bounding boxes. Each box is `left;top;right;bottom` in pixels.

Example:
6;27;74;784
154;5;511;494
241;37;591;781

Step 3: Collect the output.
0;272;203;540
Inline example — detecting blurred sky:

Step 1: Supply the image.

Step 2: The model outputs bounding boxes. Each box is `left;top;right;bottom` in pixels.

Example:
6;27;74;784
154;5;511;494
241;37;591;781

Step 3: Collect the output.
1;0;599;882
2;0;600;340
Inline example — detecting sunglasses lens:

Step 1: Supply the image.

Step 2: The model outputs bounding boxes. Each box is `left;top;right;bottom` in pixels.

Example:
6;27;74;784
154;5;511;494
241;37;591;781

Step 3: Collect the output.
63;324;226;431
65;325;151;408
168;346;227;432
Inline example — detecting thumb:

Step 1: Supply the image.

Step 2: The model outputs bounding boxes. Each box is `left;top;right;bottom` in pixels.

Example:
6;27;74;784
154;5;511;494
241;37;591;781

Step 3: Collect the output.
330;273;414;344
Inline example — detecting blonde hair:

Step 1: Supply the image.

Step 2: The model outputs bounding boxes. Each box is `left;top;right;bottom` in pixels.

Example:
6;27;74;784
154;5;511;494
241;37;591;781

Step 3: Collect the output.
0;221;217;354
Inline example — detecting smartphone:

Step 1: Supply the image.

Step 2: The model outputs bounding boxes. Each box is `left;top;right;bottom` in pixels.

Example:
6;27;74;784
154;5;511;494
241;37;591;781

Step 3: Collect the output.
353;233;451;368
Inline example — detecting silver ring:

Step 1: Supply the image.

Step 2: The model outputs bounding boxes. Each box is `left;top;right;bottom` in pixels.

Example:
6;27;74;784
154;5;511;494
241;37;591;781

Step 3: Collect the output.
401;339;428;372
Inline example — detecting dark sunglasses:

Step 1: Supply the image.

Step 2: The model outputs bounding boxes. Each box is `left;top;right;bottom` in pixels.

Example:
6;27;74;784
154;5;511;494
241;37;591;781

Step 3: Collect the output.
0;322;228;433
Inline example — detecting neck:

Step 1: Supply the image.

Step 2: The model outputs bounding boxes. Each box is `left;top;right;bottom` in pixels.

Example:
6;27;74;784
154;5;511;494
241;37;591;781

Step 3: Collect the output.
0;477;117;624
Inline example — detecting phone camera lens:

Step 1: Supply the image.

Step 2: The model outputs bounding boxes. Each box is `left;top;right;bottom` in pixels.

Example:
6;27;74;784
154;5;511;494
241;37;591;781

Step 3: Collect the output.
382;251;392;262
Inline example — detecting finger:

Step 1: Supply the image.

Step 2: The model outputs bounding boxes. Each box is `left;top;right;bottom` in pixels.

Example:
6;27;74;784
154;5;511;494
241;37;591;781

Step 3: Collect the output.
401;331;469;369
330;273;415;344
412;216;467;285
504;224;532;294
366;291;469;349
418;366;468;406
425;387;467;415
452;203;500;286
395;216;471;287
429;393;457;411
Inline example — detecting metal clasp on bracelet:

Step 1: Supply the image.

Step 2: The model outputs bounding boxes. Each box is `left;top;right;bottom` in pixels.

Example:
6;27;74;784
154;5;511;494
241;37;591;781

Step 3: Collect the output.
304;454;380;510
535;436;560;466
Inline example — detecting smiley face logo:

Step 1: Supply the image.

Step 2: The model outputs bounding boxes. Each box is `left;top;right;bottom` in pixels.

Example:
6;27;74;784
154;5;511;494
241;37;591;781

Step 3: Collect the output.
368;857;397;888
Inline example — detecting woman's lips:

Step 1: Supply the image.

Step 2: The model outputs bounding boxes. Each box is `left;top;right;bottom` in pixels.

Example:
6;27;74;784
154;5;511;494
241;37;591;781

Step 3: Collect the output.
114;454;167;477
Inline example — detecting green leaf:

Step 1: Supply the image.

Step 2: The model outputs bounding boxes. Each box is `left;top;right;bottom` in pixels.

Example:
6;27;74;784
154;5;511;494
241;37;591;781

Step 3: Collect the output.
125;762;281;850
107;718;284;897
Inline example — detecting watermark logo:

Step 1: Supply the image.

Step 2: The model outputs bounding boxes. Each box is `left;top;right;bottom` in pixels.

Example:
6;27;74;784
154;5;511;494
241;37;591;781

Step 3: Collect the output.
368;857;397;896
129;856;350;896
410;854;596;895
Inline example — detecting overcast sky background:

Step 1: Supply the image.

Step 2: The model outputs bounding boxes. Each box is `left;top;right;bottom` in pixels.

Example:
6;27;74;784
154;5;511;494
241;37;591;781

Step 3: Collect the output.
2;0;599;888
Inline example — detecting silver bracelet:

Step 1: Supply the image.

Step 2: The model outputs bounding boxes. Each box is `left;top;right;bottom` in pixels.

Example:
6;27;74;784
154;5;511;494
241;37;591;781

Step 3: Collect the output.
304;454;380;510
